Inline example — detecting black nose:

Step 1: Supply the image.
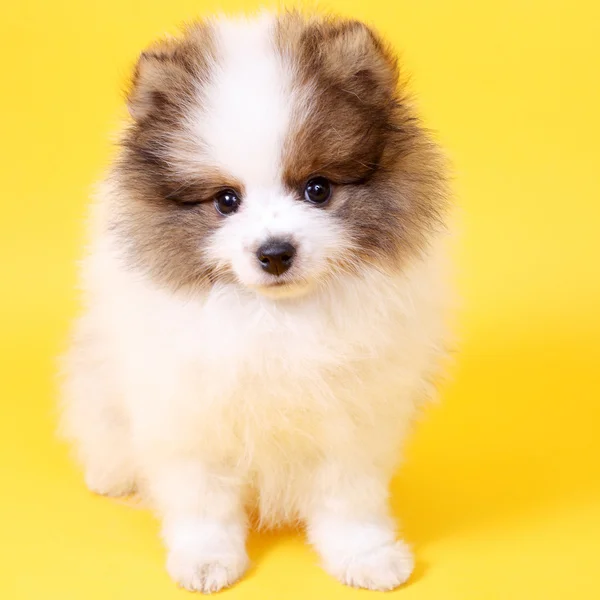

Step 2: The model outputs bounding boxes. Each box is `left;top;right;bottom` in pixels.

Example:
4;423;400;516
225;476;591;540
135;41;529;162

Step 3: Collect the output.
256;240;296;276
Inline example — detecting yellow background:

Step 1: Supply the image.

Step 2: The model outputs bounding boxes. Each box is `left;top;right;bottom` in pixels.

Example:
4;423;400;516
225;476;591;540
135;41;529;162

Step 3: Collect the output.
1;1;599;598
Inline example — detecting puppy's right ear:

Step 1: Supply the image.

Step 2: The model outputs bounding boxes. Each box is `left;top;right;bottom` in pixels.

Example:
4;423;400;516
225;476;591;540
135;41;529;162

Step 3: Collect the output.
127;26;213;121
126;40;190;121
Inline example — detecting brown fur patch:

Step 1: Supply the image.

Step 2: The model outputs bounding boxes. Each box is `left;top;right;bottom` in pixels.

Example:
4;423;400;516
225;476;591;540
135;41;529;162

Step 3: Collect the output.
277;12;447;268
113;22;240;289
127;23;215;121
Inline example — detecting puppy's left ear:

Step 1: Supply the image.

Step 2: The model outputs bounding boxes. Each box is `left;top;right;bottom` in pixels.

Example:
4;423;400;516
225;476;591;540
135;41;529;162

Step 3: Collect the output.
312;19;400;103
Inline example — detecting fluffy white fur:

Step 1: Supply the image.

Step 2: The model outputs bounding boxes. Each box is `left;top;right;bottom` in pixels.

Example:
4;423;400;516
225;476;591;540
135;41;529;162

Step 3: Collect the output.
60;14;450;594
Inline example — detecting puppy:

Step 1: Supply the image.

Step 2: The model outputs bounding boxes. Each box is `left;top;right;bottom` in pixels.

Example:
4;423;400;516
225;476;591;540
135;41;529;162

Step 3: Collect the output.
60;11;450;593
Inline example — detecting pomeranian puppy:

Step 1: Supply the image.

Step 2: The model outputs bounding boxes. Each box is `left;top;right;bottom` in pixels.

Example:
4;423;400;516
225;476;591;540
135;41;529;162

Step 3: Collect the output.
60;11;450;593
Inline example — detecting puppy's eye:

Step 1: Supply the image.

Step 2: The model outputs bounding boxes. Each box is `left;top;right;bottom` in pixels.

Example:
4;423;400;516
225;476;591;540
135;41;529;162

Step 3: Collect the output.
214;189;240;216
304;177;332;205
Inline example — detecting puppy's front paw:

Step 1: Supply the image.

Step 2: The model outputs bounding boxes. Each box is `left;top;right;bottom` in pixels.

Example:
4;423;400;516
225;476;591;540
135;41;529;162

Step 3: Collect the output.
329;540;414;591
166;545;249;593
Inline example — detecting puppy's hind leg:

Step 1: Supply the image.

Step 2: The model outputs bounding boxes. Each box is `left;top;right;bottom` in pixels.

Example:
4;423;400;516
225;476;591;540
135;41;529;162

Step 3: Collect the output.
59;315;136;497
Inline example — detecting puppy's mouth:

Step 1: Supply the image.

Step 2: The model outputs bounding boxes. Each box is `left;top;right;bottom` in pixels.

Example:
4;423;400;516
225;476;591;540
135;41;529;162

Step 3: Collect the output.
263;279;290;288
252;277;313;299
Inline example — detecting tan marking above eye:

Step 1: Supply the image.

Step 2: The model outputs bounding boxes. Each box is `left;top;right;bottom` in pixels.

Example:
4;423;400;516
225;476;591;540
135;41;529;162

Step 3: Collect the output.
284;160;379;191
164;172;245;205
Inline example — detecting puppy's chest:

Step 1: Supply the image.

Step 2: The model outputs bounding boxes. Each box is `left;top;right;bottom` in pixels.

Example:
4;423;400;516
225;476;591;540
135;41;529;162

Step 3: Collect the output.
117;279;417;466
178;299;373;388
144;288;402;409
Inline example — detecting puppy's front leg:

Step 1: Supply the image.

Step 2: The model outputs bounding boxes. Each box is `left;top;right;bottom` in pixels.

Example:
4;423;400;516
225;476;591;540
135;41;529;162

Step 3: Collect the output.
142;454;248;593
306;464;413;591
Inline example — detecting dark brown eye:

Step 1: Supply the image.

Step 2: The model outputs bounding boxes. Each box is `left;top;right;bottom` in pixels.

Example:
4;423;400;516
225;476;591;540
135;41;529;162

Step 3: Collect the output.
214;189;240;215
304;177;332;205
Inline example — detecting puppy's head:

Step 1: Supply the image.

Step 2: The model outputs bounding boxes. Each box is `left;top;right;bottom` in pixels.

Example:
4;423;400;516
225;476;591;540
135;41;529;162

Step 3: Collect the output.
114;12;446;298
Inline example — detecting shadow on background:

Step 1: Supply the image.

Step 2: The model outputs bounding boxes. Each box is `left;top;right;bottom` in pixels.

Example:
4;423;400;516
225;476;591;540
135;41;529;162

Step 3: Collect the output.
394;329;600;549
